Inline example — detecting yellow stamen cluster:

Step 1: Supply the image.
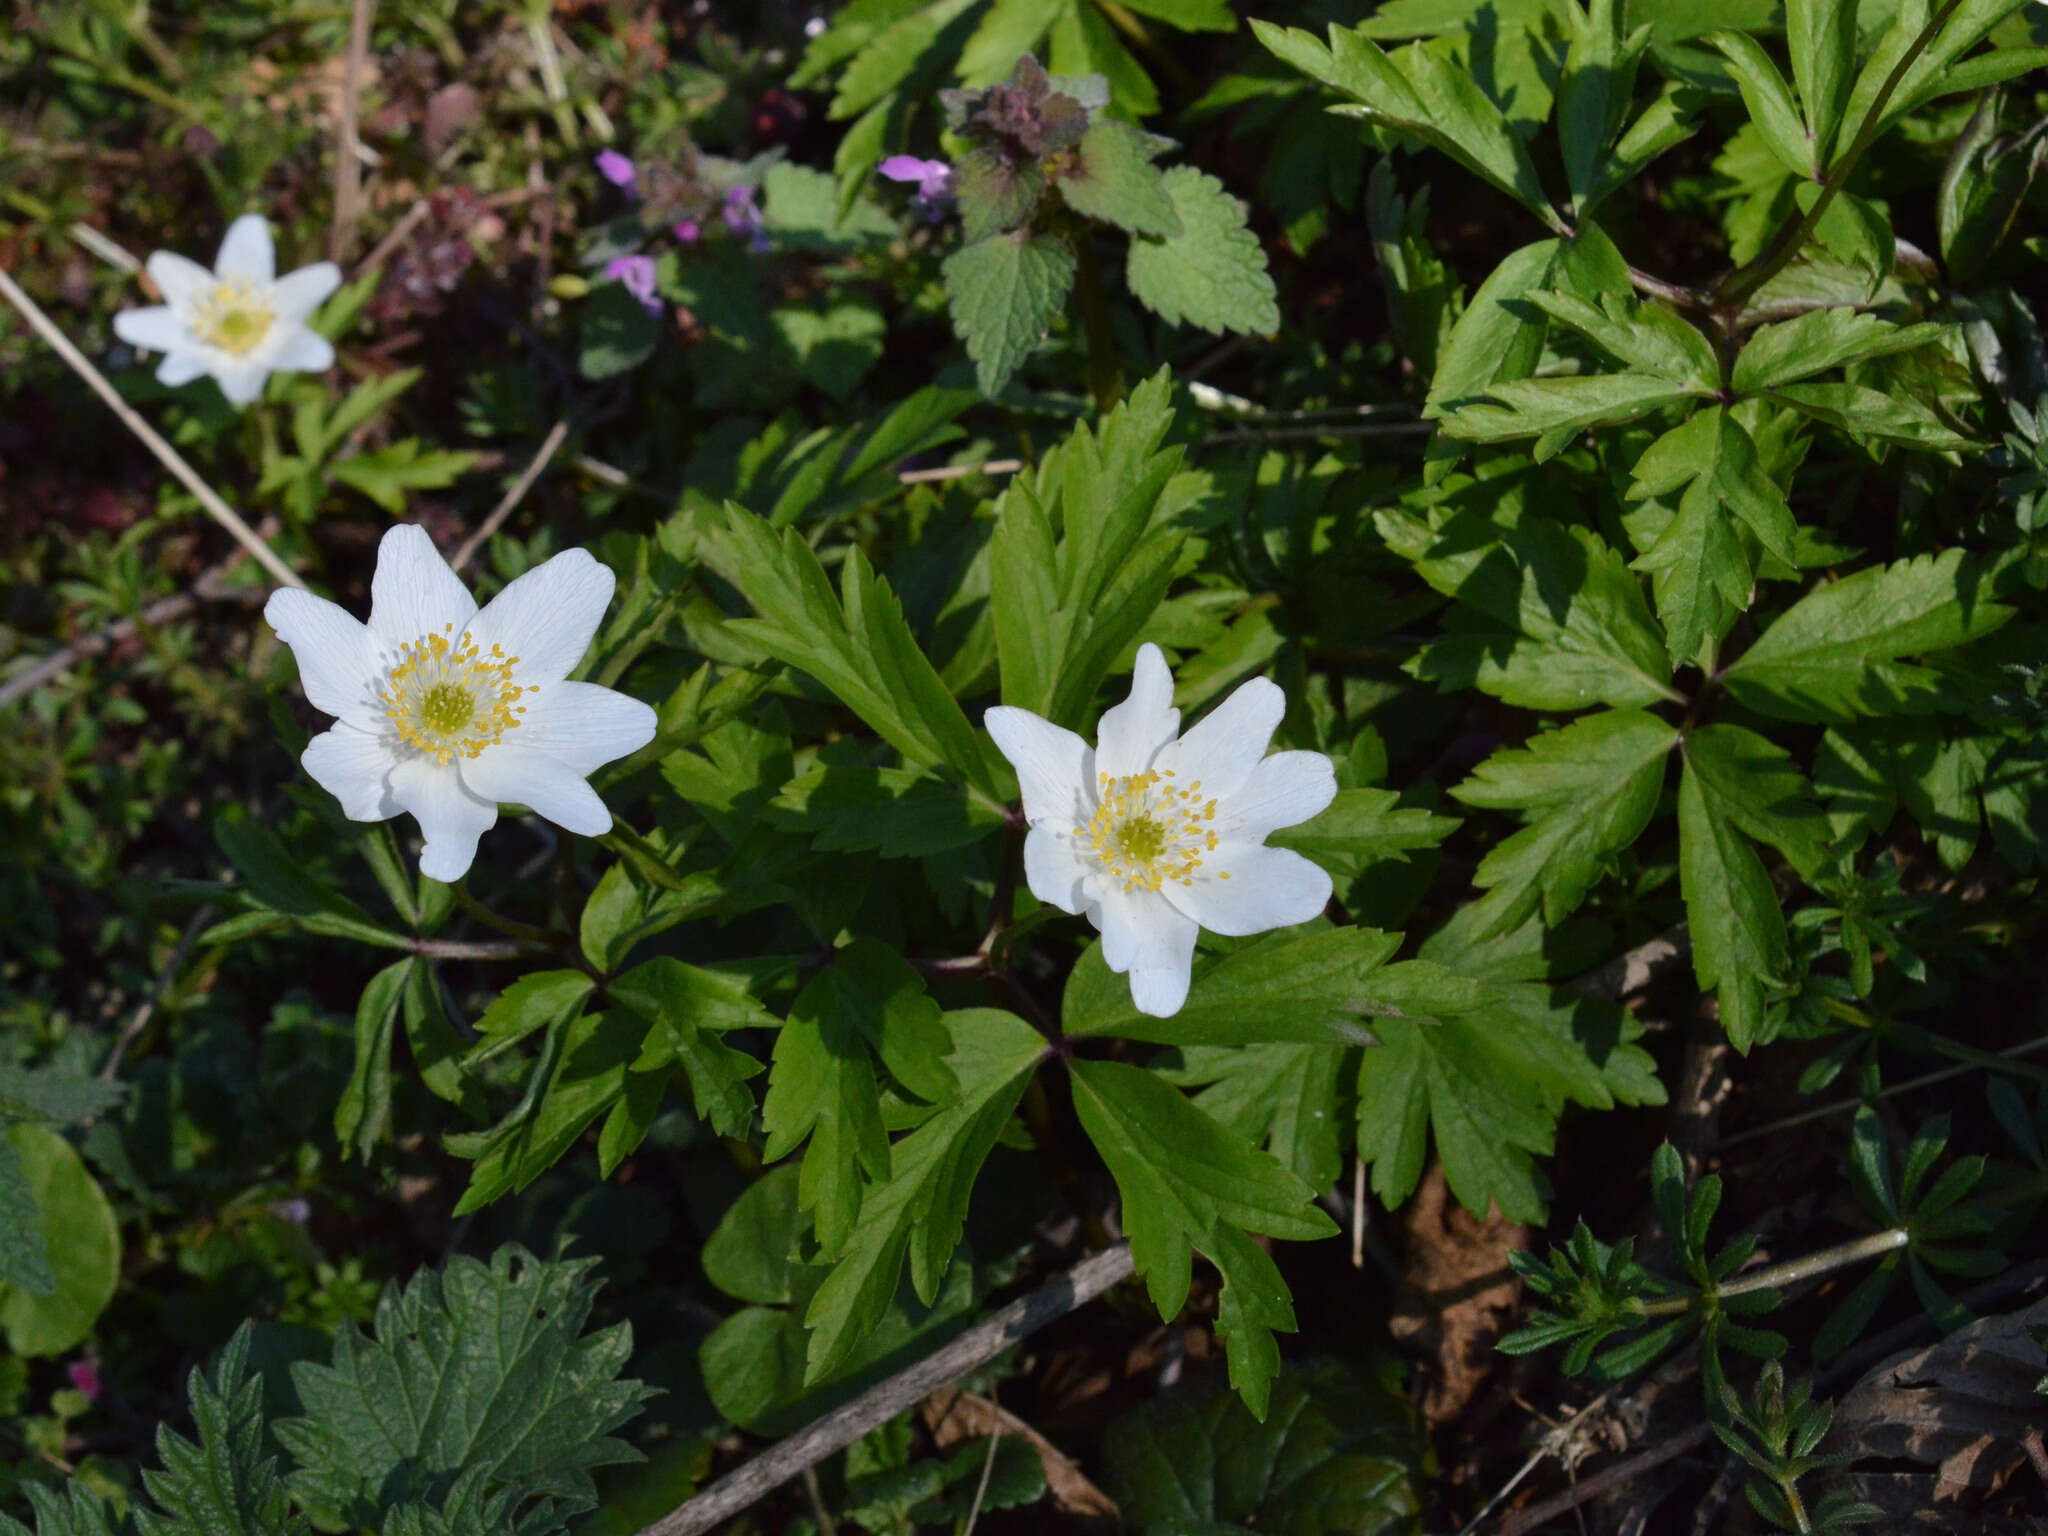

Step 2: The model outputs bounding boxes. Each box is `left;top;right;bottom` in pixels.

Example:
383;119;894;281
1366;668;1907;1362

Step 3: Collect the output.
1078;767;1223;893
189;277;276;356
379;623;530;766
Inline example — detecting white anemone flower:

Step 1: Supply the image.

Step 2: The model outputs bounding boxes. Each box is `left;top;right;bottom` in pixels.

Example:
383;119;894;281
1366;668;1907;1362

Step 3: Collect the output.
263;525;657;883
113;214;340;406
986;644;1337;1017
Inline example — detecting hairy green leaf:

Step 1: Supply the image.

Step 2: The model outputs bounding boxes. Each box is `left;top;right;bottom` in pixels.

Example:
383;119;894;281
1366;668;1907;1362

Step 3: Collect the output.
1054;119;1179;236
135;1327;306;1536
1125;167;1279;336
942;231;1076;396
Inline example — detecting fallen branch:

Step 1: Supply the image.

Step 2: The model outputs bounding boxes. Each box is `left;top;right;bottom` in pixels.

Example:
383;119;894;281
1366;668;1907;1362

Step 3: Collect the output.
451;418;570;571
635;1243;1136;1536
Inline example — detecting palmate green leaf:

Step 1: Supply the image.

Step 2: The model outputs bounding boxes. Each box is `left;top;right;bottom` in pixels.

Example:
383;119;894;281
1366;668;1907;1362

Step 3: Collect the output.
990;372;1189;728
1064;925;1403;1047
712;504;1004;802
607;957;773;1141
0;1125;118;1357
802;1009;1043;1380
1628;406;1799;667
135;1327;306;1536
1072;1059;1337;1416
1158;1042;1345;1193
1525;291;1719;388
1732;309;1949;394
1710;29;1815;177
772;753;1007;856
1447;373;1713;455
1557;0;1645;214
1583;82;1700;214
1837;0;2039;156
1678;724;1830;1051
1720;549;2011;723
942;231;1077;397
1452;709;1679;938
762;941;956;1253
1815;724;1993;871
277;1247;653;1527
468;970;594;1063
1101;1359;1421;1536
1266;788;1460;883
1125;167;1279;336
1251;19;1558;226
1377;506;1680;710
1055;119;1179;236
1352;963;1664;1221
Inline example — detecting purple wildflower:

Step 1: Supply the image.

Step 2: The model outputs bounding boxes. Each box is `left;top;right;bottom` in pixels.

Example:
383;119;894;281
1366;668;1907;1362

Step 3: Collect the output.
603;254;662;313
674;219;701;244
722;186;770;253
595;149;638;195
67;1358;101;1401
879;155;954;208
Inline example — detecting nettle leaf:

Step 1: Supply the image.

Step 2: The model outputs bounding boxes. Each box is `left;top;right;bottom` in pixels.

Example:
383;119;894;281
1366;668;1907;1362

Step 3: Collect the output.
1525;291;1719;389
1251;19;1557;226
802;1008;1043;1380
1158;1043;1346;1193
1065;926;1403;1048
276;1247;653;1526
711;504;1004;801
1054;119;1179;237
1678;724;1831;1051
942;230;1077;396
1452;709;1680;938
1377;507;1680;711
1102;1359;1421;1536
954;146;1045;242
1125;167;1280;337
0;1484;123;1536
1071;1059;1337;1416
990;372;1190;728
607;957;773;1141
0;1065;122;1127
762;941;956;1253
1720;549;2011;724
1267;788;1460;884
1352;962;1664;1222
1628;406;1799;668
135;1327;305;1536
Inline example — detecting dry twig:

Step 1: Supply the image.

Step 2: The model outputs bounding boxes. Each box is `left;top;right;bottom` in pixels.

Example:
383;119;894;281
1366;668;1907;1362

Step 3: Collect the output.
330;0;377;262
451;418;570;572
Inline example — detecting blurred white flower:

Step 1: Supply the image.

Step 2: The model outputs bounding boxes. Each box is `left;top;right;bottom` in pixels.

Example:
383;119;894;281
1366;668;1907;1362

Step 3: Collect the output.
264;525;657;883
986;644;1336;1017
113;214;341;406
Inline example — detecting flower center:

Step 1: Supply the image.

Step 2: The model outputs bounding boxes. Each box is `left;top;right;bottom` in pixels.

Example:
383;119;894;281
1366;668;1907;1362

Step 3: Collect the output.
189;278;275;356
379;624;532;766
1079;769;1224;892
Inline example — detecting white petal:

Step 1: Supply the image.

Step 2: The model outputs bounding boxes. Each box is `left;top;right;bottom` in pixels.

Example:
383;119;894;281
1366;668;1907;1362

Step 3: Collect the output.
368;524;477;651
263;587;385;732
1154;675;1285;801
1021;825;1093;915
213;360;270;405
460;745;611;836
389;755;498;882
271;262;342;322
984;706;1092;826
113;306;188;354
1092;884;1198;1018
214;214;275;283
266;326;334;373
1219;750;1337;844
1094;642;1179;780
157;352;208;387
462;548;614;686
512;681;656;776
145;251;214;310
301;726;401;821
1161;844;1331;937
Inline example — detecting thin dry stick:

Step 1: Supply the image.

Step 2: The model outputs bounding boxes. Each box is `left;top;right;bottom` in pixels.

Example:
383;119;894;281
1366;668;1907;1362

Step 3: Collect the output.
959;1421;1004;1536
898;458;1024;485
636;1243;1136;1536
331;0;377;263
798;1467;835;1536
0;265;302;589
355;196;430;275
451;418;570;571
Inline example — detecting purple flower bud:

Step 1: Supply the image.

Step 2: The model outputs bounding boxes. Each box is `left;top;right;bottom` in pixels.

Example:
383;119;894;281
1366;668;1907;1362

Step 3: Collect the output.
879;155;954;203
673;219;701;244
67;1359;101;1401
722;186;770;253
595;149;638;195
603;254;662;313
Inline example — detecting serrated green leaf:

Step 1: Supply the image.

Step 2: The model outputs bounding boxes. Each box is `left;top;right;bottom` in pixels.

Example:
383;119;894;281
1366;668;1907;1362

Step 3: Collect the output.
0;1064;122;1128
1125;166;1279;336
1065;925;1403;1047
1072;1059;1336;1414
1447;372;1712;450
607;956;771;1140
1452;710;1678;937
1557;0;1640;212
942;231;1076;396
1785;0;1857;166
954;146;1046;242
0;1125;119;1357
830;0;979;119
336;959;407;1161
1054;119;1179;237
1583;82;1700;214
276;1247;654;1526
468;970;595;1063
1764;380;1974;450
771;753;1006;856
1352;965;1663;1221
802;1009;1042;1379
1720;549;2011;723
1377;507;1680;710
402;961;483;1116
331;440;480;514
1266;788;1460;883
135;1327;306;1536
1161;1042;1346;1193
1711;29;1815;177
1628;407;1798;667
1525;290;1719;387
0;1483;122;1536
957;0;1057;85
1046;2;1156;118
213;805;409;949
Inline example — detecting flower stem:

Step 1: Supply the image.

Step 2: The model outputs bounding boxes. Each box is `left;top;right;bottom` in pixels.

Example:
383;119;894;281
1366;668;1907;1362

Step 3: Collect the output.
1641;1227;1910;1316
451;880;560;948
